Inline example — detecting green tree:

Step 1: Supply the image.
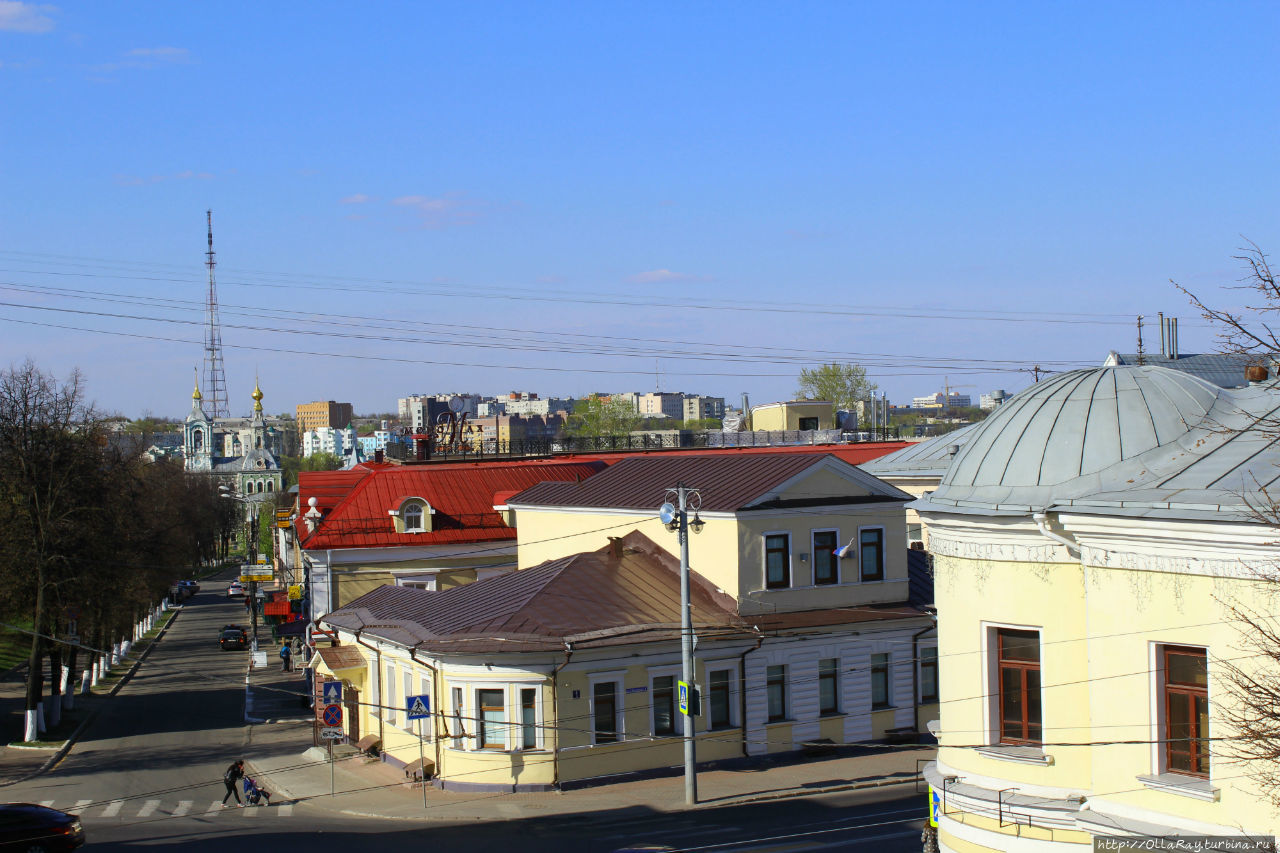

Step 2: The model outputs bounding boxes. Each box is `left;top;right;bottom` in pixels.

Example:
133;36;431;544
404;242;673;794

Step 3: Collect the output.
279;451;344;488
794;363;878;412
566;396;642;438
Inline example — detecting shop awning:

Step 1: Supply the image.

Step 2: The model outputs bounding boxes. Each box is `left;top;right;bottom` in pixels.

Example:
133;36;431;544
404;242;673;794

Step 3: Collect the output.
315;645;366;673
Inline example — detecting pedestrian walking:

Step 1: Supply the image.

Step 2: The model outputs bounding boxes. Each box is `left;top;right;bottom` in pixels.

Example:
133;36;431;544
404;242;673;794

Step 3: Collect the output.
279;642;292;672
222;759;246;807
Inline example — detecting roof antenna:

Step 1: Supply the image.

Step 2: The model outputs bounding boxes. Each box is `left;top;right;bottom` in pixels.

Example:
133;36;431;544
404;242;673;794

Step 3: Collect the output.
1136;315;1145;366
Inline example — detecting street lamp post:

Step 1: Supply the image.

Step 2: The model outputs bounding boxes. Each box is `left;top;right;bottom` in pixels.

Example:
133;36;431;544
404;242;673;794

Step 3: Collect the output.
221;486;262;652
659;483;704;806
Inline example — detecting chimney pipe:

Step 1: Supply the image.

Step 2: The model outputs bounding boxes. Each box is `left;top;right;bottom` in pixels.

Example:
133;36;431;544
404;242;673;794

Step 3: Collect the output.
1171;317;1178;360
1159;311;1166;357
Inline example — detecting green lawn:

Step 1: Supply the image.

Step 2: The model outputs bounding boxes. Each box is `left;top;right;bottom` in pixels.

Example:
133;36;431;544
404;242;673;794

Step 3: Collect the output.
0;622;33;672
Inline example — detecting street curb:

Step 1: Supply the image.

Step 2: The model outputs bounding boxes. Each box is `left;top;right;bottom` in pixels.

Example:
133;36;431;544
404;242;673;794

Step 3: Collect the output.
256;767;924;822
0;606;182;788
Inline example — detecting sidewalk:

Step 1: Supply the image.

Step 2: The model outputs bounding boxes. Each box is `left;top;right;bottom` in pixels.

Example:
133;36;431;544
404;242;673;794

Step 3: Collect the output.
0;605;181;787
241;651;934;823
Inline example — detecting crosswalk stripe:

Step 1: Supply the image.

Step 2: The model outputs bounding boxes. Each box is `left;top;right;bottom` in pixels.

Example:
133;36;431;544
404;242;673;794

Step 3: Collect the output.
172;801;192;817
73;800;92;811
38;800;53;807
206;800;223;814
102;800;123;817
278;804;293;817
241;805;258;817
137;800;160;817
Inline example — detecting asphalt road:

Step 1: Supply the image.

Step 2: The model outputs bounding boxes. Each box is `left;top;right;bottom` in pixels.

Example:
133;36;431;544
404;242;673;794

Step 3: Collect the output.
2;576;927;852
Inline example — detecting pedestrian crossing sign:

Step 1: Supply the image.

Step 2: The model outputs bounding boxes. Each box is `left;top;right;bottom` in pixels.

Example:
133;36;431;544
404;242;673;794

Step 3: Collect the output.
677;680;689;715
407;694;431;720
929;785;940;827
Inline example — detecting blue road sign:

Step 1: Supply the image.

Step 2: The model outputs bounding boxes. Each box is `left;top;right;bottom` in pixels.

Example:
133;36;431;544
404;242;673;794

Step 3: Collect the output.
322;681;343;705
929;785;940;827
322;703;343;727
406;694;431;720
677;680;689;716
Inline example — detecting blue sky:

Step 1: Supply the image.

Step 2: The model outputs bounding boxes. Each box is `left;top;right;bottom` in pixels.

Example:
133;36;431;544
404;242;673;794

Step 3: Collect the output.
1;1;1276;418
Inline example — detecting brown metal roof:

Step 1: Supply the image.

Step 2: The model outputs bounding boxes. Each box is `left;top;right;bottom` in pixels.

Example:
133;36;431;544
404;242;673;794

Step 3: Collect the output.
315;644;367;672
507;452;871;513
323;530;751;653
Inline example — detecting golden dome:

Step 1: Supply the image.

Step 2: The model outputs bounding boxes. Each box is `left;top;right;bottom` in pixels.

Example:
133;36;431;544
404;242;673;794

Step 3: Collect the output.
252;382;264;412
192;383;202;401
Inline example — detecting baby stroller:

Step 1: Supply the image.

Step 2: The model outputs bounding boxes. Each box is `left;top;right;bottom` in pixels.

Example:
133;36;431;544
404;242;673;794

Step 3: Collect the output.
242;776;271;806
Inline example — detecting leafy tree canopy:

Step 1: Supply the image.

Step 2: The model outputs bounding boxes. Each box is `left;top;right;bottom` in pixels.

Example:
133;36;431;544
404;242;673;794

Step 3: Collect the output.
794;363;878;411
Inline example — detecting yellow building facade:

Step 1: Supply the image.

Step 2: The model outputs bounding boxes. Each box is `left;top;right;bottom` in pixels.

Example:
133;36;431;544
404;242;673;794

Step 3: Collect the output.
918;365;1280;848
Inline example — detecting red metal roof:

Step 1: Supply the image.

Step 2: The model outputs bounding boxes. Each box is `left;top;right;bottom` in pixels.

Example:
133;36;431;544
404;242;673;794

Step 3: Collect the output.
297;458;606;551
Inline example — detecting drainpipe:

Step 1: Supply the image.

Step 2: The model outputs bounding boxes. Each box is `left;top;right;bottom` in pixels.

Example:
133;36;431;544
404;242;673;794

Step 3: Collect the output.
739;630;763;758
911;616;937;739
354;630;384;749
1032;512;1080;558
409;648;442;784
550;641;573;788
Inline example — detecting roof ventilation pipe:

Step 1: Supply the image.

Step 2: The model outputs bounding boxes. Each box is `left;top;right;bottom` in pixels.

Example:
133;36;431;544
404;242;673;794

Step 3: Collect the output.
1032;512;1080;558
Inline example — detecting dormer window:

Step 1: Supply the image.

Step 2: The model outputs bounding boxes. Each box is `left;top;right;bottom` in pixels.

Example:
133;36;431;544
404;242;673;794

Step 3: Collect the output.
391;497;433;534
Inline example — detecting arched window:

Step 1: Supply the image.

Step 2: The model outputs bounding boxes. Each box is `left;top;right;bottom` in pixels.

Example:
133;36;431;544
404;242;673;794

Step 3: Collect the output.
193;430;203;451
247;481;256;495
233;437;242;455
403;503;424;532
266;480;274;493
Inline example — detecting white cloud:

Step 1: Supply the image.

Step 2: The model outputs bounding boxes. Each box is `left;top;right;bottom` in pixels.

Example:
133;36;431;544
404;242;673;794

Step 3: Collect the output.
0;1;56;33
125;46;189;61
389;193;483;229
627;268;705;284
339;193;373;205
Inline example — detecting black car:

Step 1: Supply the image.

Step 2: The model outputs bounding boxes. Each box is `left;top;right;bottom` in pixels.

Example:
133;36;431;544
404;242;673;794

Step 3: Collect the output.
219;628;247;650
0;803;84;851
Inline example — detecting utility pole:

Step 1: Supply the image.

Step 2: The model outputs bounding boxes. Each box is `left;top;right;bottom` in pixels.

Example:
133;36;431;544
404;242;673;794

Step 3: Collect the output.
660;484;704;805
1136;315;1146;366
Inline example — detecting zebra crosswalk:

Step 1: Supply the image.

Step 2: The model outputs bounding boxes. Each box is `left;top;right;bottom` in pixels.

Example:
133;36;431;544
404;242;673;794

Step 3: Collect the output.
30;798;295;820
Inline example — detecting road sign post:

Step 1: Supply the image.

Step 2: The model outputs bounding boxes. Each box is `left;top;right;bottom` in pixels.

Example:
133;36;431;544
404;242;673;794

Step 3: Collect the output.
407;694;431;808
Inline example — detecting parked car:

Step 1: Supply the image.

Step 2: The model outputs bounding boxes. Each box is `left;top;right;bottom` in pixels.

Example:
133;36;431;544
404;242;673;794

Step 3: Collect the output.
0;803;85;850
227;582;245;597
178;579;200;594
219;628;247;651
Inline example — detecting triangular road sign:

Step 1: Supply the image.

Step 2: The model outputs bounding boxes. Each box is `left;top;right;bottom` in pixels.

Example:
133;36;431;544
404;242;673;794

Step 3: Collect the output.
407;695;430;719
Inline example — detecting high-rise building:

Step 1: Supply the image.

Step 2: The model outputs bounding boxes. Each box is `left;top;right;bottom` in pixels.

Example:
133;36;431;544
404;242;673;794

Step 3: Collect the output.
297;401;354;434
682;395;725;421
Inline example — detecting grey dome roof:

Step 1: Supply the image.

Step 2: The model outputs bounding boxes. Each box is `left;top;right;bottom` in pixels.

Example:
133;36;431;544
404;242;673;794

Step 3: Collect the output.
929;367;1223;512
861;422;980;479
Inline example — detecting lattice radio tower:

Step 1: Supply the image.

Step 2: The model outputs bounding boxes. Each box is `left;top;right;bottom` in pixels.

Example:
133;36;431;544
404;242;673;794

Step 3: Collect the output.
202;210;230;417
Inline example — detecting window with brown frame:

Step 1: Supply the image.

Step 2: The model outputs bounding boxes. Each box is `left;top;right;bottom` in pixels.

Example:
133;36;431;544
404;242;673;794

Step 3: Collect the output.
997;629;1041;745
1163;646;1209;777
593;681;619;744
871;653;891;709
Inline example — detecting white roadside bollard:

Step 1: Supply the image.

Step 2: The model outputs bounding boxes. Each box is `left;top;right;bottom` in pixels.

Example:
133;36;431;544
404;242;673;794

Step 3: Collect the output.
80;665;91;695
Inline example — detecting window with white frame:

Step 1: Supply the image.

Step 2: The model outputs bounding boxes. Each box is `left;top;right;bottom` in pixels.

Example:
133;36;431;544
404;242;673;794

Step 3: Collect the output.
920;647;938;703
519;687;539;750
859;528;885;582
385;663;399;727
766;665;787;722
708;668;733;729
403;502;425;532
871;653;892;709
764;533;791;589
591;677;623;744
401;669;414;730
652;674;677;736
450;686;464;747
819;658;840;715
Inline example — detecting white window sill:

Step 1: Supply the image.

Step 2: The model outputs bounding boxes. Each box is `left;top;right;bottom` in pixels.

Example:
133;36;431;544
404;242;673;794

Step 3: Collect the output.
976;745;1054;766
1137;773;1219;802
